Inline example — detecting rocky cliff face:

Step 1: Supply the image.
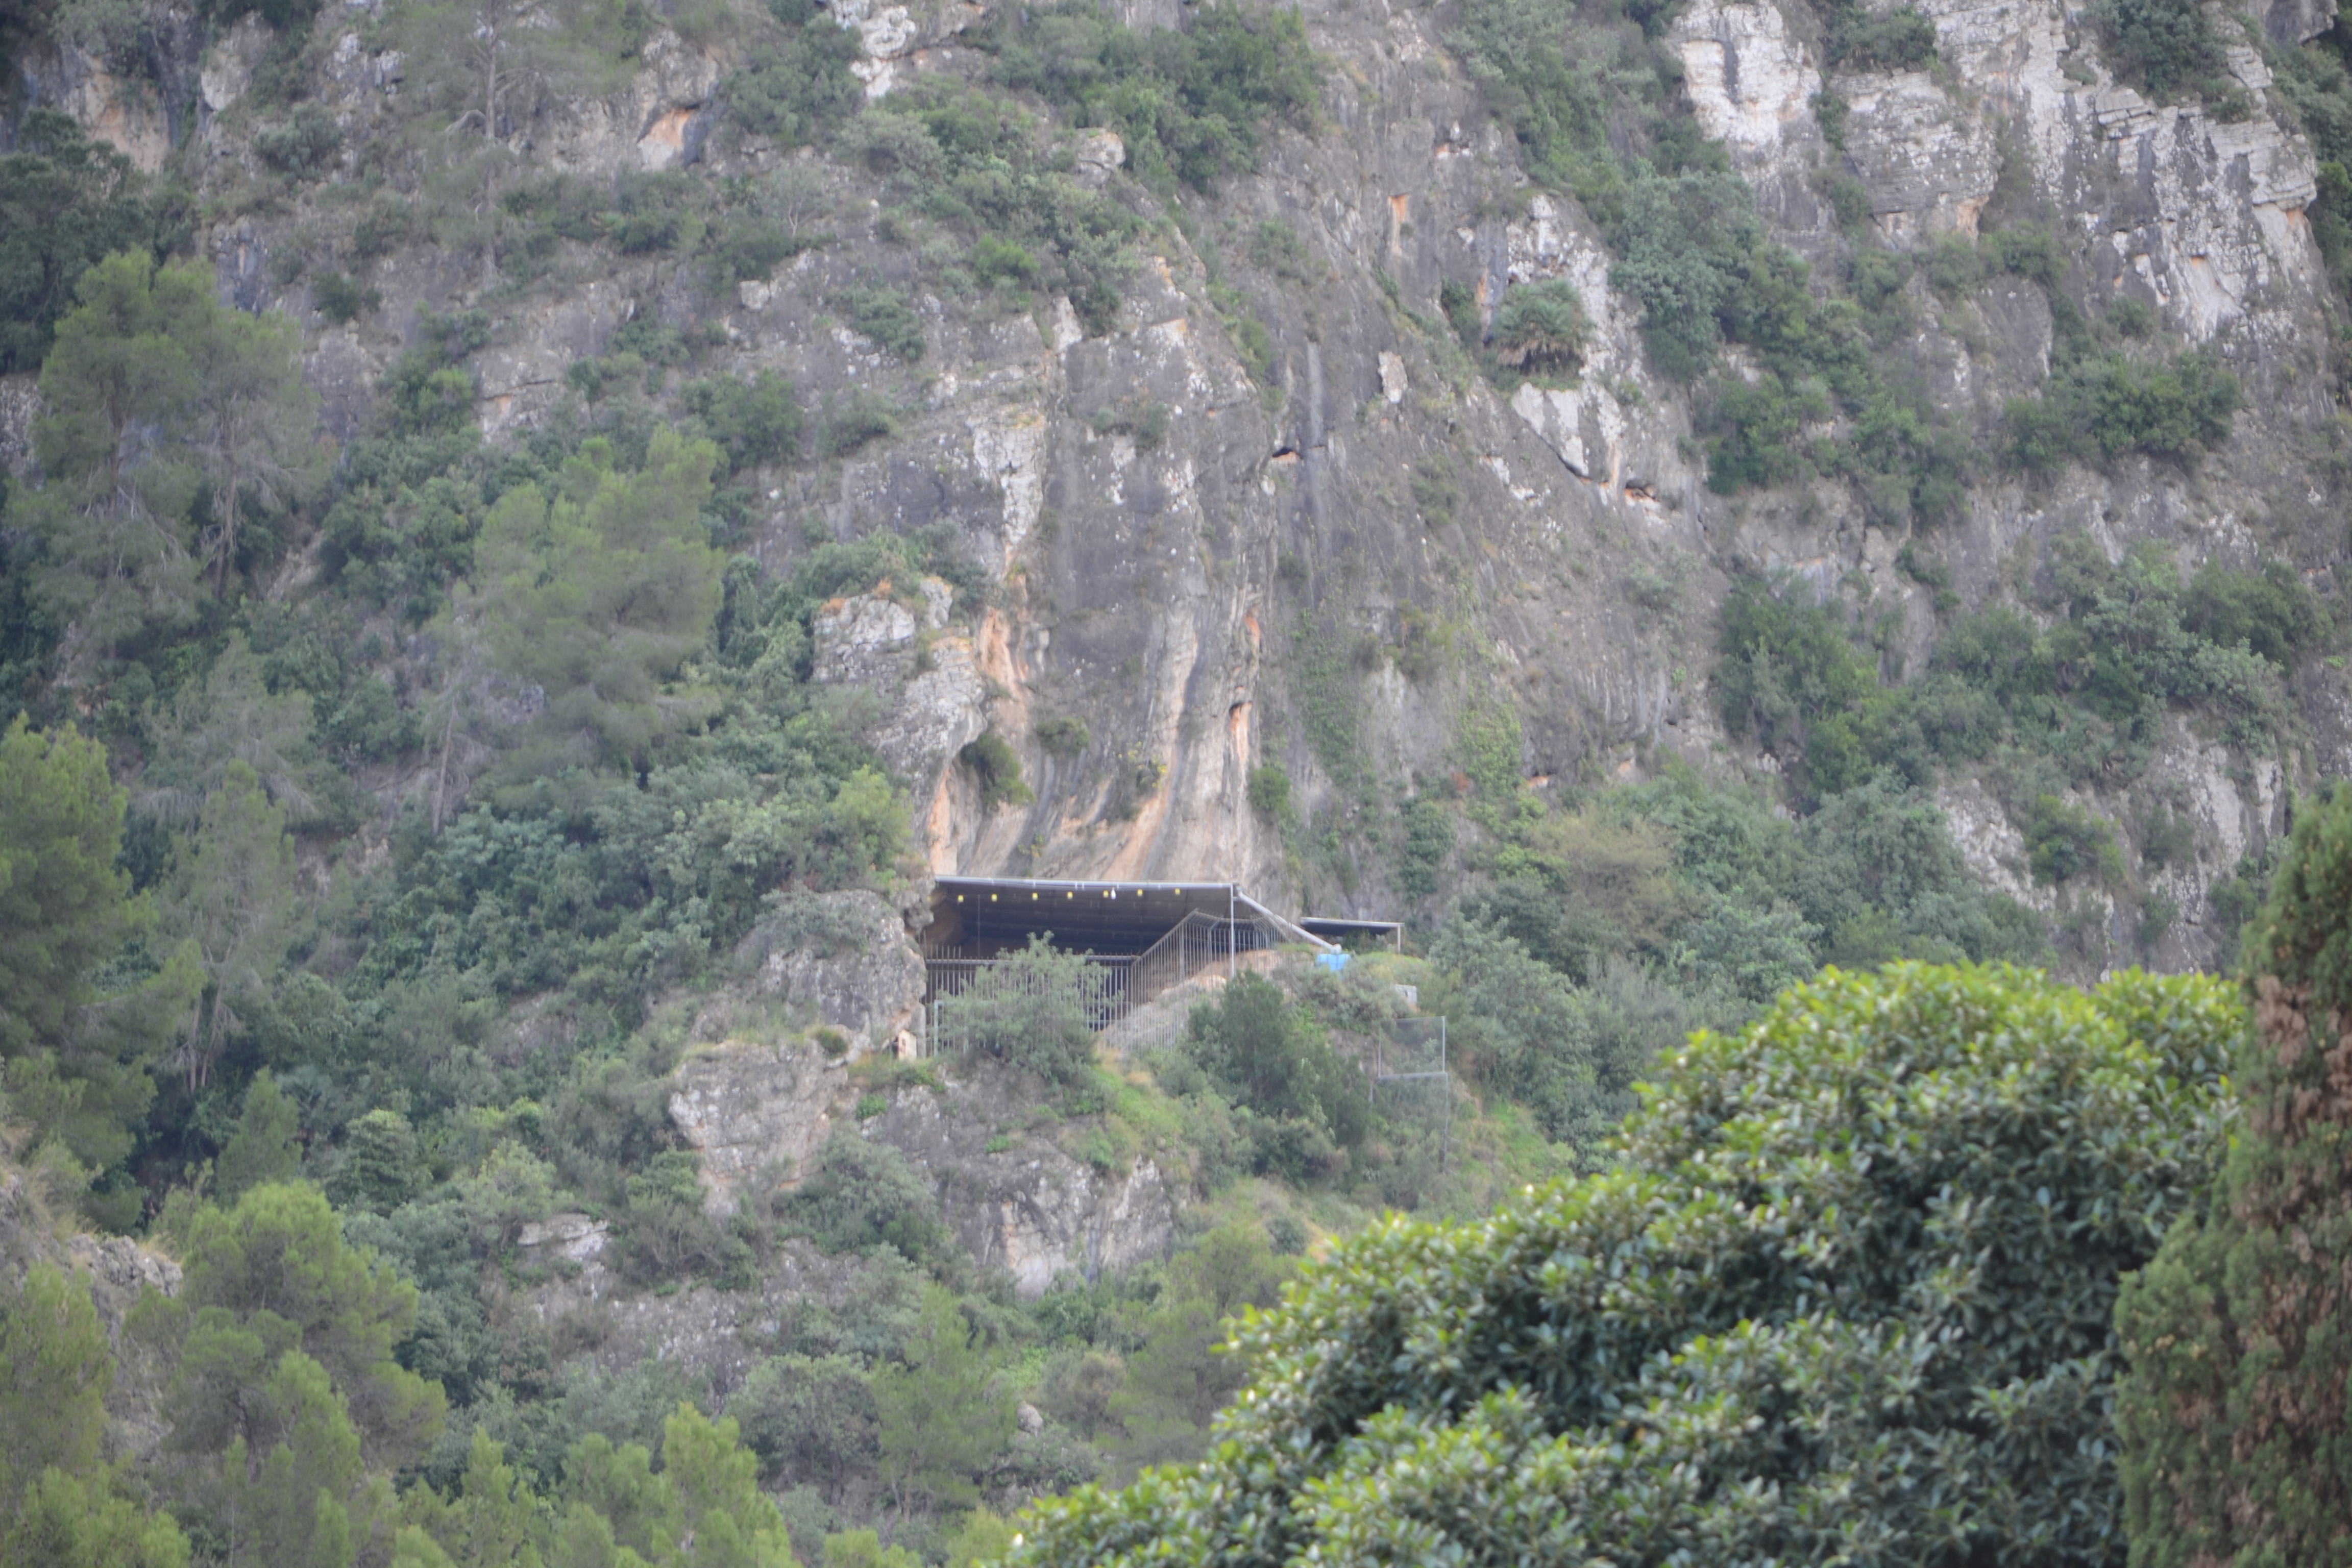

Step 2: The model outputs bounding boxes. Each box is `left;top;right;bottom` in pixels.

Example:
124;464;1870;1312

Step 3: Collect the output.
12;0;2346;974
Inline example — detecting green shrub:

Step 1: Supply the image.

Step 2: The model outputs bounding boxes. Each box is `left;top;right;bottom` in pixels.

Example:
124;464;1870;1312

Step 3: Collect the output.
1825;1;1938;70
971;234;1041;288
1703;372;1831;492
313;271;380;324
684;370;803;471
820;389;899;457
1438;278;1481;350
2004;348;2240;471
1248;217;1315;281
992;2;1319;193
1488;276;1589;374
1036;716;1091;758
2183;557;2322;666
1090;397;1171;450
933;933;1106;1085
2095;0;2223;99
1712;580;1897;802
255;103;345;176
1180;973;1365;1178
840;282;924;360
724;19;865;146
704;218;818;284
791;1128;950;1260
959;730;1033;807
2025;792;2126;885
0;112;167;375
616;1149;748;1285
1010;963;2241;1568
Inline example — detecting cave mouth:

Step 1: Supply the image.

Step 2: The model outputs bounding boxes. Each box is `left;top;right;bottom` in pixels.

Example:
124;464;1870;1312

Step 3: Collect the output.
921;876;1395;1028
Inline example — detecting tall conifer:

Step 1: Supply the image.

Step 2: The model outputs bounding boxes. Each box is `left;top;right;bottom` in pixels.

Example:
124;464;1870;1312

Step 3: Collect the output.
2116;783;2352;1566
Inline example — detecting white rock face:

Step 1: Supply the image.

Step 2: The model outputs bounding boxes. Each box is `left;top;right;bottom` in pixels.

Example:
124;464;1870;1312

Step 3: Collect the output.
1072;128;1126;187
875;1085;1178;1296
1839;69;2001;243
518;1212;610;1265
1678;0;1821;154
669;1039;842;1216
1511;381;1631;488
198;14;270;113
813;593;920;683
970;411;1048;561
738;889;929;1044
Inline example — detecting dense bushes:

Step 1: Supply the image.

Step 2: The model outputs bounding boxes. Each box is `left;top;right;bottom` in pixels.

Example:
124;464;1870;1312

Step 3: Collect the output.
1010;964;2242;1568
1824;0;1939;69
0;112;172;376
1716;541;2311;815
2005;348;2242;471
792;1129;953;1261
724;8;866;147
1174;974;1367;1179
992;2;1320;193
2095;0;2226;100
684;369;805;471
932;934;1104;1084
1488;276;1590;374
841;77;1138;333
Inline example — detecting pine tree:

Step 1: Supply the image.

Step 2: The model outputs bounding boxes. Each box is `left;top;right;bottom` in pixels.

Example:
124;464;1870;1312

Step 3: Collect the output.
186;299;323;598
213;1070;303;1205
2115;782;2352;1567
165;761;298;1090
873;1289;1014;1530
0;716;201;1177
0;1264;111;1508
460;429;725;776
11;252;206;669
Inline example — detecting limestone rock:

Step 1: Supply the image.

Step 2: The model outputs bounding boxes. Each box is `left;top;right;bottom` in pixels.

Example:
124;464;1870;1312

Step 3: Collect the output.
736;889;927;1043
669;1037;842;1217
864;1075;1177;1296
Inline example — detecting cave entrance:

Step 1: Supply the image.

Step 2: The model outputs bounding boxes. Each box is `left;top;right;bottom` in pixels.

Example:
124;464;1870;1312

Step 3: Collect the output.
920;877;1339;1046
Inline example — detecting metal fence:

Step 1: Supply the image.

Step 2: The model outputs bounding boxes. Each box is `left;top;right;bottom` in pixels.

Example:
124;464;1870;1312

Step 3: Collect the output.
1369;1015;1452;1168
922;954;1133;1056
920;901;1316;1057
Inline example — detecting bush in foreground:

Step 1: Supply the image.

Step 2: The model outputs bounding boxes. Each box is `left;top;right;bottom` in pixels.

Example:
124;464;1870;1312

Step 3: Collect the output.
1006;962;2238;1568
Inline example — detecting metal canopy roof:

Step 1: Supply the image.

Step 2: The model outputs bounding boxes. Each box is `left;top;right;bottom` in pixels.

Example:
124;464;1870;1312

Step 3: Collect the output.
929;876;1332;955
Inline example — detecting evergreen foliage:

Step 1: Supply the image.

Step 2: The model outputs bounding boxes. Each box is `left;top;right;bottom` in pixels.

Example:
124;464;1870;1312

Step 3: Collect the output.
991;2;1320;193
1010;964;2241;1568
2095;0;2226;100
2115;783;2352;1568
0;112;169;376
1178;973;1367;1177
1488;277;1589;374
933;933;1104;1084
0;717;201;1185
873;1288;1017;1524
0;1265;191;1567
1714;540;2307;815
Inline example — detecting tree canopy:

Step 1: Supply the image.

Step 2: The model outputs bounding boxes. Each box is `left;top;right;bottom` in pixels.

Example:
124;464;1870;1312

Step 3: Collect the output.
1010;963;2240;1568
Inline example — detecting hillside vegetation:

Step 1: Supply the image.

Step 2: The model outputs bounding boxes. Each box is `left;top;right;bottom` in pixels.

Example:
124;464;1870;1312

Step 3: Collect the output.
3;0;2352;1558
